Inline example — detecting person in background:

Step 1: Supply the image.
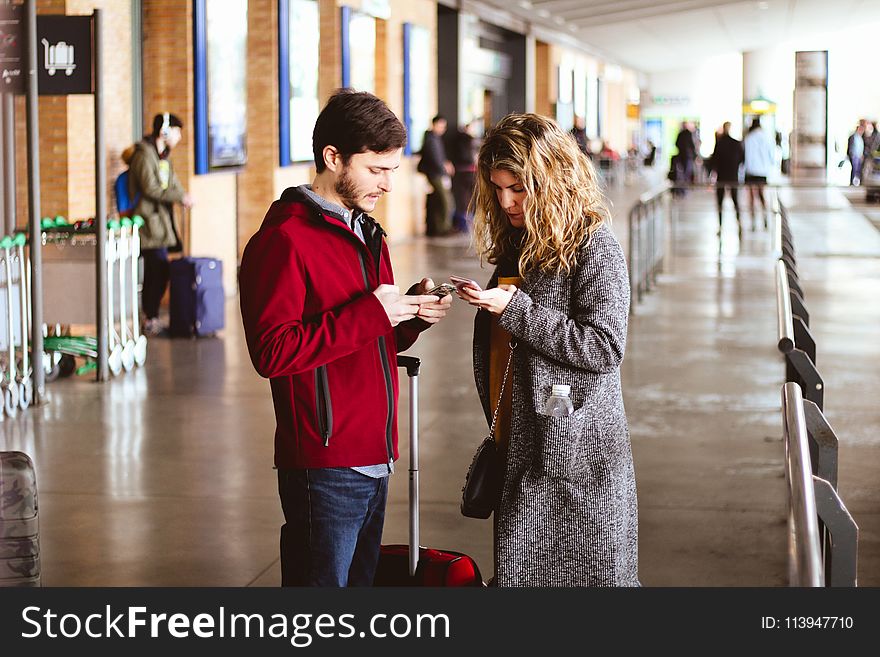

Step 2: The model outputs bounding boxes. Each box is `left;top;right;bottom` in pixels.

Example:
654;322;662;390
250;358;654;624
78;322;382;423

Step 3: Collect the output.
860;120;878;184
709;121;744;236
417;115;455;236
599;141;620;161
450;120;480;233
674;121;697;189
569;115;591;159
239;90;452;587
459;113;638;587
642;140;656;167
743;117;775;229
846;120;866;186
128;112;194;336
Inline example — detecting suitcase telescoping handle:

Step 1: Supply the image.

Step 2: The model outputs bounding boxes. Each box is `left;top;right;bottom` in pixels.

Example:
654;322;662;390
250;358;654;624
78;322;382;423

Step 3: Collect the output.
396;355;420;577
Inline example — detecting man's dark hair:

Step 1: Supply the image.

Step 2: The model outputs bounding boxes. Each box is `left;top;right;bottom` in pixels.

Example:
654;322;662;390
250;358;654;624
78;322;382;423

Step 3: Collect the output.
151;113;184;138
432;114;446;125
312;89;407;172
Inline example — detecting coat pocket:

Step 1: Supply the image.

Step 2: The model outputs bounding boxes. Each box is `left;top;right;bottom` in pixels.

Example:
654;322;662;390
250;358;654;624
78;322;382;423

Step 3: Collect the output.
314;366;333;446
534;411;590;480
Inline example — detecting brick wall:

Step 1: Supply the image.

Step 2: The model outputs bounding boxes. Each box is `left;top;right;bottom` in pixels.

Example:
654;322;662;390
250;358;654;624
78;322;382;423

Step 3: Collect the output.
237;0;278;250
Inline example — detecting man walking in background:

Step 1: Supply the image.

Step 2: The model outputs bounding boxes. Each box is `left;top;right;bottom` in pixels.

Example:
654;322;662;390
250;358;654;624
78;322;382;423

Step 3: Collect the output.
417;115;454;236
710;121;744;237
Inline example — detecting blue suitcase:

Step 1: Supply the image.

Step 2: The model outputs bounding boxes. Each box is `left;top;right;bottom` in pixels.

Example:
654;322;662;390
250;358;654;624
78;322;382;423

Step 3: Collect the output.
169;257;225;337
0;451;41;587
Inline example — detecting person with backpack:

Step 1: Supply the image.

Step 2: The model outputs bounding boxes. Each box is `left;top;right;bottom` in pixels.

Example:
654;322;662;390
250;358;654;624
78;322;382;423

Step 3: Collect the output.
128;112;194;336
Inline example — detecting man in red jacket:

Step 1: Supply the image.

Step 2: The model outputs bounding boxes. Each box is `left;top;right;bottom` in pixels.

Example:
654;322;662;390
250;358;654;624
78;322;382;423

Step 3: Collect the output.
239;90;452;586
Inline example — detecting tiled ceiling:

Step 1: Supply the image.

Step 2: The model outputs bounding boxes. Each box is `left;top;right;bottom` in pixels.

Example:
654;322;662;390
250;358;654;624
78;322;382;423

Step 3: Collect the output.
479;0;880;72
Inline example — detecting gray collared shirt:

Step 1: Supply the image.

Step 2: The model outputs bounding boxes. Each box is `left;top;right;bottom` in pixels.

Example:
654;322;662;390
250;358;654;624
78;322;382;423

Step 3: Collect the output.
296;185;393;479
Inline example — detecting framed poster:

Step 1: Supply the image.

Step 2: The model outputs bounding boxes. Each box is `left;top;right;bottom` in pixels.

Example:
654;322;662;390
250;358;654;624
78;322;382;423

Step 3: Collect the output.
195;0;248;172
403;23;430;155
279;0;320;165
342;7;375;93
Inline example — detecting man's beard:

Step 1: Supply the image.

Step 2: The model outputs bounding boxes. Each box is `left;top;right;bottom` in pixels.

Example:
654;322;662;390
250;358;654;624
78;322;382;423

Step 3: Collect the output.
335;166;368;213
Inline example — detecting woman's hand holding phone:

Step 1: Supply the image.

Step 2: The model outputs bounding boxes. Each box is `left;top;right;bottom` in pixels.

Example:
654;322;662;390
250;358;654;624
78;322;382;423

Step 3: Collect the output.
449;275;482;293
451;275;517;316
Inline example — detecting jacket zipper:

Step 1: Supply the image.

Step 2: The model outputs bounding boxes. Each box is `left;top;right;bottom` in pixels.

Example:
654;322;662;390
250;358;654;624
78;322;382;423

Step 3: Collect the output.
314;365;333;446
358;244;394;468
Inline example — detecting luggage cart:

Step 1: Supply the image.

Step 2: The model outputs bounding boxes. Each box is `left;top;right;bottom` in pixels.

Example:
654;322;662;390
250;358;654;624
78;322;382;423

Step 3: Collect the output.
39;215;146;381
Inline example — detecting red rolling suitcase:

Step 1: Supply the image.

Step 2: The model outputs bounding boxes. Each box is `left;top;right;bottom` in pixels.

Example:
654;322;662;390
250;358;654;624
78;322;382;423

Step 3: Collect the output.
373;356;483;587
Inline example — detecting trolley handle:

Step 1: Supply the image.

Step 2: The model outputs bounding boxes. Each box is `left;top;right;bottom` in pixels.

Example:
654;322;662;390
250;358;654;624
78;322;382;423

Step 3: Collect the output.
396;355;420;377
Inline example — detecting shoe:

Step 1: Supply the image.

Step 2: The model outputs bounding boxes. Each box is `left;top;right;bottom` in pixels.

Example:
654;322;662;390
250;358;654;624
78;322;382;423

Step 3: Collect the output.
142;318;165;337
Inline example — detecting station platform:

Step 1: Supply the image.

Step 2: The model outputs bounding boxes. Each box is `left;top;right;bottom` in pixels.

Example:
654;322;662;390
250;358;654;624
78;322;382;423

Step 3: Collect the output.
1;174;877;586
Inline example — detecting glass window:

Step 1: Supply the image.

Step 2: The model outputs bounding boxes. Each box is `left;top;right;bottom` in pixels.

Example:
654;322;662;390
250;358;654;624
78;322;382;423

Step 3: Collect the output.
288;0;320;163
206;0;248;168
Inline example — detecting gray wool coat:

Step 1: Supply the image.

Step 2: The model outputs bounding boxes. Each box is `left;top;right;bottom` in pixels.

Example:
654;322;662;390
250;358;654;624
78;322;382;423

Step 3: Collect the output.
473;224;638;587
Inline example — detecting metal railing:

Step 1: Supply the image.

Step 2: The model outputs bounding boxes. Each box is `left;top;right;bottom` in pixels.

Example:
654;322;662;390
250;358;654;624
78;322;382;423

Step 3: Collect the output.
774;205;822;409
782;382;824;586
775;202;858;586
628;182;670;309
781;382;859;587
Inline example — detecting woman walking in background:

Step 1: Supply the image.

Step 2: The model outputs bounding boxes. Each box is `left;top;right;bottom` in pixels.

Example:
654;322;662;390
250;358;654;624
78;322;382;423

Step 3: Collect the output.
458;113;638;587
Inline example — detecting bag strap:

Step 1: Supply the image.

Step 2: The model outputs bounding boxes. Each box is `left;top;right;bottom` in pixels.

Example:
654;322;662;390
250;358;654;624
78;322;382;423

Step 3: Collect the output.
488;340;517;439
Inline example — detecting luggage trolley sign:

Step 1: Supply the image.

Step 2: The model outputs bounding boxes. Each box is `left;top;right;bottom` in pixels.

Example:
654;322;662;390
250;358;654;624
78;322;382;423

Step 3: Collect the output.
36;15;93;95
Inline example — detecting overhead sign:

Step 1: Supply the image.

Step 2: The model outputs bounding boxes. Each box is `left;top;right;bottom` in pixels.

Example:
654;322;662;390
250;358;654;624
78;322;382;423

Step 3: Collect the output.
0;5;24;94
37;15;93;95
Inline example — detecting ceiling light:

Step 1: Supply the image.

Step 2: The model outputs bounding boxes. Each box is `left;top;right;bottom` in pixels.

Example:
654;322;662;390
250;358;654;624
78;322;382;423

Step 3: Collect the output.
553;16;565;25
537;9;550;18
517;0;532;8
568;24;578;32
757;1;769;8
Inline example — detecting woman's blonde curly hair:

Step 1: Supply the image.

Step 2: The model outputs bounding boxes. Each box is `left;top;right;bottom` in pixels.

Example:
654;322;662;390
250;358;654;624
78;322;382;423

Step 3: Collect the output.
470;113;609;276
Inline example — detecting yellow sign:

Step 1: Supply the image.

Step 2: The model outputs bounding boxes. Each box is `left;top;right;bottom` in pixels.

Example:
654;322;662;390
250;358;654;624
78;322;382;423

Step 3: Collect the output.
626;103;640;119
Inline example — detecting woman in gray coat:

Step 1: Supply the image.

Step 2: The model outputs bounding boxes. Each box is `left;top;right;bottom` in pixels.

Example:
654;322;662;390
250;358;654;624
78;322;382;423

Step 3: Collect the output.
458;113;638;586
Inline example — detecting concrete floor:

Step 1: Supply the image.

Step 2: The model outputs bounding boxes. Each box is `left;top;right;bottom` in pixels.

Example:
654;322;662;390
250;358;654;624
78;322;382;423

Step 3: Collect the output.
2;173;877;586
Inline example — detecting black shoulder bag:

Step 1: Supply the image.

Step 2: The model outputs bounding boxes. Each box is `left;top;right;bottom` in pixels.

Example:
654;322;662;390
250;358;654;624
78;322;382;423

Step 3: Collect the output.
461;340;516;519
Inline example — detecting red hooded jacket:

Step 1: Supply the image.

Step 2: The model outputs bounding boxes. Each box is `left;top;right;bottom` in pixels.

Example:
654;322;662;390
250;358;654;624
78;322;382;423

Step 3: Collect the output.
239;187;426;469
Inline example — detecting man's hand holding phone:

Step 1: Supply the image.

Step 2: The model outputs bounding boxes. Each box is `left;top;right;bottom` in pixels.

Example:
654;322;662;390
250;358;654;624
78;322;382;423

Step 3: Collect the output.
412;278;453;324
373;284;440;327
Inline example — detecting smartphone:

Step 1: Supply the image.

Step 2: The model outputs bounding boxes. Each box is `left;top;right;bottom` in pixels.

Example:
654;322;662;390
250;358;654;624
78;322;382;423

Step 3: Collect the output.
449;275;482;292
426;282;456;298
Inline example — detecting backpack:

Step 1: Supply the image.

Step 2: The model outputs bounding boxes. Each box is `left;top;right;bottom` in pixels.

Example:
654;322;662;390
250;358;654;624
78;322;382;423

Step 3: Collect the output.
114;170;140;217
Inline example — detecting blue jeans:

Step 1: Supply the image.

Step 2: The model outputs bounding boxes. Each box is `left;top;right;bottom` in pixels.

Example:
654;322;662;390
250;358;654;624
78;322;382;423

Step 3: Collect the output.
277;468;388;587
